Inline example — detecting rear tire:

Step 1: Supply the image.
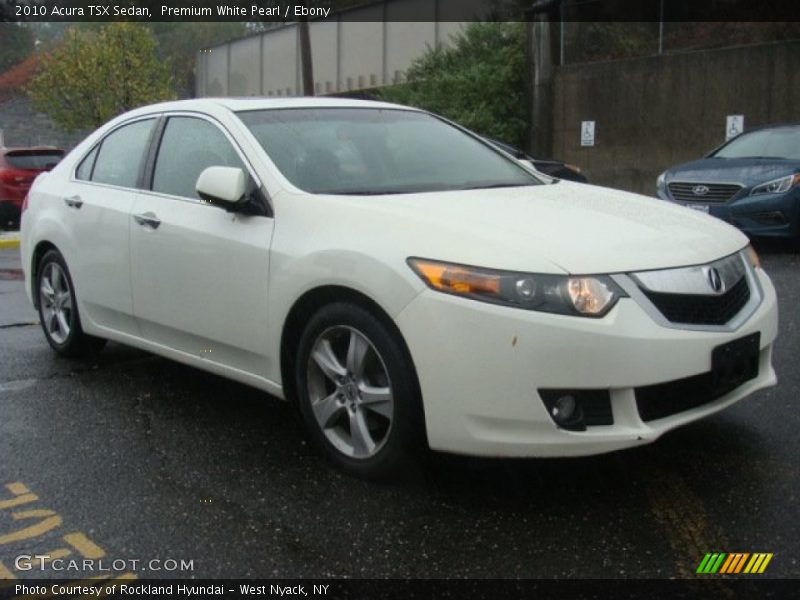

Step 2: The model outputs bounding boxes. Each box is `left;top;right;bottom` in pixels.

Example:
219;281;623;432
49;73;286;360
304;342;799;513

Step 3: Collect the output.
295;302;423;478
36;249;106;358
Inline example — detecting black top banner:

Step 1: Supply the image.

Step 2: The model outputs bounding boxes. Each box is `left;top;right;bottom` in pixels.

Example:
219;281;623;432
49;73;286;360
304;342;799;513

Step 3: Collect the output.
1;0;799;23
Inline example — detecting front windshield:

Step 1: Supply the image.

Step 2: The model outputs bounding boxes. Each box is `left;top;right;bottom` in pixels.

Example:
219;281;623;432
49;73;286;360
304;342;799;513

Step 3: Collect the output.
713;127;800;160
237;107;541;194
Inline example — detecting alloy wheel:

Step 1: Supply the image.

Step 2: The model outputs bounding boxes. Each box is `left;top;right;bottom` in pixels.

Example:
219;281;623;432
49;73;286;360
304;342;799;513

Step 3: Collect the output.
306;325;394;459
39;262;73;345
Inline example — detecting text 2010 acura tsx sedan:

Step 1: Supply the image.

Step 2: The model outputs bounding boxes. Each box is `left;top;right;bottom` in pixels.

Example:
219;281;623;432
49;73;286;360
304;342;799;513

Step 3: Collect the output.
21;98;778;477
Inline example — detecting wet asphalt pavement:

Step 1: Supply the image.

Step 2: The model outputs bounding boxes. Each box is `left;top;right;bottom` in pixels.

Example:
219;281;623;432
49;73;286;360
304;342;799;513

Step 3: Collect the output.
0;243;798;581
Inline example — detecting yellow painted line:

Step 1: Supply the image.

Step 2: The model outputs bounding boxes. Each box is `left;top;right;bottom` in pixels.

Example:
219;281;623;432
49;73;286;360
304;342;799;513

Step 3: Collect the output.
0;560;17;580
64;532;106;559
39;547;72;564
5;483;29;496
0;238;20;250
0;493;38;510
0;510;62;545
758;553;774;573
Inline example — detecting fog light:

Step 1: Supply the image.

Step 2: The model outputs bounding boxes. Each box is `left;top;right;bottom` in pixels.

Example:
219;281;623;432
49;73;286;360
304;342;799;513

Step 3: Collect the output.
548;394;585;430
552;395;576;422
539;389;613;431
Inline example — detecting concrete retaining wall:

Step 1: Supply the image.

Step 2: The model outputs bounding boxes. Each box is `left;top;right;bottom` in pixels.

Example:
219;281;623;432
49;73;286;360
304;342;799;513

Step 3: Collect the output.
552;40;800;195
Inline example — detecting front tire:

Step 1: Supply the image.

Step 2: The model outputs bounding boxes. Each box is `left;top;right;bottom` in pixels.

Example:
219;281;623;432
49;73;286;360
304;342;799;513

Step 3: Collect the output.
295;302;423;478
36;249;105;358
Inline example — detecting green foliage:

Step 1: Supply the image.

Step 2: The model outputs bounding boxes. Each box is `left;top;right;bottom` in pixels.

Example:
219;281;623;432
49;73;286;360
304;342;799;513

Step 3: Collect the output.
379;22;528;148
27;23;175;132
0;23;34;72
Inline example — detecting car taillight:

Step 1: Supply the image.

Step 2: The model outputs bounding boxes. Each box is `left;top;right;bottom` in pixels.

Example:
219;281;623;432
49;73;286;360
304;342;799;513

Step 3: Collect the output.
0;169;33;185
22;192;30;213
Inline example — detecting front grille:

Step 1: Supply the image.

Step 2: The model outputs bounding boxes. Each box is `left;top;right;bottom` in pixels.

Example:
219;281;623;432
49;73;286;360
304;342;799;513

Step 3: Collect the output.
668;182;742;203
642;276;750;326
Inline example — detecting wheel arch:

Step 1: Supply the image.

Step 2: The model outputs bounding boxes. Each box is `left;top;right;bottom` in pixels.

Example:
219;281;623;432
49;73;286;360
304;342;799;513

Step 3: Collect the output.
30;240;59;309
279;285;423;421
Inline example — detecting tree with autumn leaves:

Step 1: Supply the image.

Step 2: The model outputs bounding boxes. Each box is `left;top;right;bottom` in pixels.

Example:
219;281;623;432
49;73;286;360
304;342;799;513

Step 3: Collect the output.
27;23;175;132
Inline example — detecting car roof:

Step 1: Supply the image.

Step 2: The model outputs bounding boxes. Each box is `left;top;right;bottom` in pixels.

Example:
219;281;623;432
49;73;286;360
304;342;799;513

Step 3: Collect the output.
124;96;418;118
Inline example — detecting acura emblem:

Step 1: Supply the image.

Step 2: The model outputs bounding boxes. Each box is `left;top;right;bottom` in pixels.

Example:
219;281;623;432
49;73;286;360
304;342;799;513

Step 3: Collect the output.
706;267;724;293
692;185;710;196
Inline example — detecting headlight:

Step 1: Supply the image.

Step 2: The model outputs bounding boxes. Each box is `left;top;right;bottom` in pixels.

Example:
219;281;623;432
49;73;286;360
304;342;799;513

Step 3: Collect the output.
656;171;667;196
750;174;800;196
407;258;626;317
745;245;761;269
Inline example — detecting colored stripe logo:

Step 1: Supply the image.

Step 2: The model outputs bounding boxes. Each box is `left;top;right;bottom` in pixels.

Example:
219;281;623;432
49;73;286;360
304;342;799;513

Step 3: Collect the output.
696;552;773;574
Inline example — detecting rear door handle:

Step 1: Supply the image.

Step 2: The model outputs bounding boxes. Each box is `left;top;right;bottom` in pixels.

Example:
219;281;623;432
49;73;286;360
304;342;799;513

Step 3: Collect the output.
63;195;83;209
133;212;161;229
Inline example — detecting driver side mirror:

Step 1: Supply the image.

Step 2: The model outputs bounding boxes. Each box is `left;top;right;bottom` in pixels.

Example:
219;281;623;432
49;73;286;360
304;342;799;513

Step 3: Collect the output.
196;166;246;206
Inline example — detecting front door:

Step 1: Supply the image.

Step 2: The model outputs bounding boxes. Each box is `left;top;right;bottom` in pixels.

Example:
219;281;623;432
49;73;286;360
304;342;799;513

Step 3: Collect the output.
129;115;274;377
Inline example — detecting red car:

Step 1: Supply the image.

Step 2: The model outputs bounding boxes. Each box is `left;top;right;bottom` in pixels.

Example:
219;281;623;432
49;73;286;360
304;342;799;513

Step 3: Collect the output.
0;146;64;229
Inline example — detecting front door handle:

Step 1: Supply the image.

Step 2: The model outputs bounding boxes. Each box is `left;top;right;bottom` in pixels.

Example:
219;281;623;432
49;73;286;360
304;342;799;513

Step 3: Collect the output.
64;195;83;209
133;212;161;229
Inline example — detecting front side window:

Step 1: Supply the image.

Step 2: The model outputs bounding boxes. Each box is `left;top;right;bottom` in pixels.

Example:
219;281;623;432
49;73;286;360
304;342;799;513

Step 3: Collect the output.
237;108;540;195
151;116;247;200
91;119;155;188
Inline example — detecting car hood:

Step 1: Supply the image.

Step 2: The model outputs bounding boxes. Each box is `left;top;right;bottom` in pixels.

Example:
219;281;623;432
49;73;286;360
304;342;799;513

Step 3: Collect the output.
327;181;748;275
666;157;800;188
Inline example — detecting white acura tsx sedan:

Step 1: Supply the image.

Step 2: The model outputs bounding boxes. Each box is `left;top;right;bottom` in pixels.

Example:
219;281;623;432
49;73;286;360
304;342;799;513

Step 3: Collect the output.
21;98;778;477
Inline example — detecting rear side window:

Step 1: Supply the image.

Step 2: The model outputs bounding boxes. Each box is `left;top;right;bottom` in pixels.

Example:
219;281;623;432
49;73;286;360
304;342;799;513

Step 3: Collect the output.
151;116;247;200
5;151;64;170
91;119;155;188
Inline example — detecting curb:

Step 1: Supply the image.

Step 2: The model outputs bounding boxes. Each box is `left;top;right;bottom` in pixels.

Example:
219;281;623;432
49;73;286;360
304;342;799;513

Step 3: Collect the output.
0;237;20;250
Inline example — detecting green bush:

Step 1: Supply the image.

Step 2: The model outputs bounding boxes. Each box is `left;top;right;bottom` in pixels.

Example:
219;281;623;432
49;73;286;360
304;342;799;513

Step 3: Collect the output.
379;22;528;149
28;24;175;132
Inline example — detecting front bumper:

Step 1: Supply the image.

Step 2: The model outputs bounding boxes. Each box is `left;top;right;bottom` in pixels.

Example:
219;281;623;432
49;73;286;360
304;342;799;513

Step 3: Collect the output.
394;268;778;457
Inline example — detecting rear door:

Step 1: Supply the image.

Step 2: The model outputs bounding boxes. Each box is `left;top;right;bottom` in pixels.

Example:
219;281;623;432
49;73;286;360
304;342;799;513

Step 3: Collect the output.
64;116;157;335
129;113;274;377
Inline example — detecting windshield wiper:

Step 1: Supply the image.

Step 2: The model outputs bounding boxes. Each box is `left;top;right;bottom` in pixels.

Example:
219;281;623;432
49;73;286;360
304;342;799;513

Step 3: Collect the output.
327;189;417;196
456;182;536;191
